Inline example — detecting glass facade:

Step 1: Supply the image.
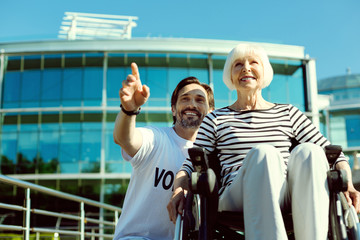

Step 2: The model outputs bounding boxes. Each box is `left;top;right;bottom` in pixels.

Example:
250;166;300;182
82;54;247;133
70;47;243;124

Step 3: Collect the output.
0;39;312;211
1;52;307;176
318;74;360;168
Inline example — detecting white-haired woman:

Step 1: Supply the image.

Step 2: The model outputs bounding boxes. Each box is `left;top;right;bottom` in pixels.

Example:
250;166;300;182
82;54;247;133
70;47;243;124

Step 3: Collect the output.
167;44;360;240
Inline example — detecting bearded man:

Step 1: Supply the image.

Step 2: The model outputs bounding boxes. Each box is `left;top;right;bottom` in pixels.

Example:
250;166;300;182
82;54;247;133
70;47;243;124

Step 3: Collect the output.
112;62;214;240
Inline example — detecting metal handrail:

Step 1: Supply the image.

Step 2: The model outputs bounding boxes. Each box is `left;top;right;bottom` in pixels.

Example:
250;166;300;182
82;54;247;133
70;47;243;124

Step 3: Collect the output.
0;174;122;239
0;175;121;212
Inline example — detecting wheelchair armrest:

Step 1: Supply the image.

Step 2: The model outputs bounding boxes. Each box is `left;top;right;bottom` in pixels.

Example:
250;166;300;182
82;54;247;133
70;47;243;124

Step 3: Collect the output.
325;145;342;166
188;147;209;173
188;147;217;196
328;169;348;192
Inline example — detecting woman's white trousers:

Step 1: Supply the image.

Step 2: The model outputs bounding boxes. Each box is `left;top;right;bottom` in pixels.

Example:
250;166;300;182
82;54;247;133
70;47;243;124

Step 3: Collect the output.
218;143;330;240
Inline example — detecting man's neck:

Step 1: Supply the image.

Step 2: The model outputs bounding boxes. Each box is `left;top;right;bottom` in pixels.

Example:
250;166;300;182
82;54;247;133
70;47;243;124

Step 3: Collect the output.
173;125;198;142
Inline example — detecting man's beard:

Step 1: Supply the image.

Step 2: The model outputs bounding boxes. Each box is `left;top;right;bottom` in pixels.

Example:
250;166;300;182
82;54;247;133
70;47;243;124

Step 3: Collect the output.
177;110;202;129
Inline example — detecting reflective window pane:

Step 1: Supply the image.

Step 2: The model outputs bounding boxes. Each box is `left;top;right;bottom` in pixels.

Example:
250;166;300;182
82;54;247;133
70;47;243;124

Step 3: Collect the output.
107;67;125;106
288;68;305;111
189;68;209;84
65;53;83;68
41;113;60;131
0;132;17;174
81;130;101;162
169;68;189;99
20;114;38;131
21;70;41;107
83;67;103;106
39;131;59;173
81;130;101;173
267;75;289;103
3;71;21;108
59;131;81;173
147;67;168;107
62;68;82;106
44;54;62;68
6;56;21;71
17;131;38;174
41;69;62;107
213;69;236;108
24;55;41;70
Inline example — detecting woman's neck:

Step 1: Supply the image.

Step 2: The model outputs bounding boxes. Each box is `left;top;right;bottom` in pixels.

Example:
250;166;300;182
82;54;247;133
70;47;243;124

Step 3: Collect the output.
231;91;274;111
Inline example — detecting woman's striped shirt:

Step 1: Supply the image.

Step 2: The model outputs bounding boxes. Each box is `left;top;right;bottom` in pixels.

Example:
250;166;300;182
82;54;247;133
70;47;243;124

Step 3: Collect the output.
180;103;347;195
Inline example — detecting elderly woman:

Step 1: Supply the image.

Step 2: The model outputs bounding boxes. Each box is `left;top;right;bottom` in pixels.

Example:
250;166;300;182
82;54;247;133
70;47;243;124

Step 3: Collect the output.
167;44;360;240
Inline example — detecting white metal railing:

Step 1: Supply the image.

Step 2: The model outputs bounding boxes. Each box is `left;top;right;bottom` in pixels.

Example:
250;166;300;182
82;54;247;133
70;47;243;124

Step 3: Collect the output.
0;174;121;239
58;12;138;40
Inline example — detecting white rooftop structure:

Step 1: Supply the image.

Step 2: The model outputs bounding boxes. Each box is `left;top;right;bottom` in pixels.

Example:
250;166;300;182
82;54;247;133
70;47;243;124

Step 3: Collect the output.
58;12;138;40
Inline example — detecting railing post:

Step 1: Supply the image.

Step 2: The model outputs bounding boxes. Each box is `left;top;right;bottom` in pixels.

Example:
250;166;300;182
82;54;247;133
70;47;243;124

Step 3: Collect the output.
24;188;31;240
114;211;119;227
80;202;85;240
91;228;95;240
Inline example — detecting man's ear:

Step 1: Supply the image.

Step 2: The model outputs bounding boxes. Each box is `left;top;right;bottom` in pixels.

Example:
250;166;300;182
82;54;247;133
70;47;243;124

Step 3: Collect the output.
171;105;176;117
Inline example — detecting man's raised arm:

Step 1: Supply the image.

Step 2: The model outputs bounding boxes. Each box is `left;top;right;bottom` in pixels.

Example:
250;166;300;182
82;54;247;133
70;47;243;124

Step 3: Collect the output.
113;62;150;157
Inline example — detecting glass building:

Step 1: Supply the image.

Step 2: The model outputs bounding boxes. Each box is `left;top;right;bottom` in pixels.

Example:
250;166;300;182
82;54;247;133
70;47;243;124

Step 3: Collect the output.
0;38;318;207
318;73;360;167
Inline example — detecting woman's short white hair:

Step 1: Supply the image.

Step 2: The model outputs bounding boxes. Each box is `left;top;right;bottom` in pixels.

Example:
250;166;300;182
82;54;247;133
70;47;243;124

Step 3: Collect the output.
223;44;274;90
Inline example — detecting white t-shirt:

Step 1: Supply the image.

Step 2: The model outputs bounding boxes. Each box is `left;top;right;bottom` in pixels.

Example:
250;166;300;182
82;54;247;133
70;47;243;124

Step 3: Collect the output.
113;126;193;240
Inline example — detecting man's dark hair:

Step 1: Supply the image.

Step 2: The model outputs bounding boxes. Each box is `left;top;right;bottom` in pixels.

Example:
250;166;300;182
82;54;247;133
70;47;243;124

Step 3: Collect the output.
170;76;215;124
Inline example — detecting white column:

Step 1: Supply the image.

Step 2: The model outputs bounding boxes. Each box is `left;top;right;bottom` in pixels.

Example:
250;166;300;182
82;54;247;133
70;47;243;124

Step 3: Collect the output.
306;58;320;129
207;54;214;89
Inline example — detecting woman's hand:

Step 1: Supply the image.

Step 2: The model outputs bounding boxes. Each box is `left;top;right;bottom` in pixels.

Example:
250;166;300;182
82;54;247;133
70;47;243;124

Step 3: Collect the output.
344;185;360;213
336;161;360;213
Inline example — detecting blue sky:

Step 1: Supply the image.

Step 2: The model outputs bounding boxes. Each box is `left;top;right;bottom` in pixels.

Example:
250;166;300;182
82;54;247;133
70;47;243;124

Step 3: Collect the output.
1;0;359;81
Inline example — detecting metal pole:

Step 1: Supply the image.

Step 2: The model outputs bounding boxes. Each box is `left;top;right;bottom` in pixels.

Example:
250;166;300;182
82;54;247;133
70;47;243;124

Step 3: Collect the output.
0;49;5;109
91;228;95;240
24;188;31;240
99;178;105;240
100;52;108;240
353;151;359;170
80;202;85;240
114;211;119;227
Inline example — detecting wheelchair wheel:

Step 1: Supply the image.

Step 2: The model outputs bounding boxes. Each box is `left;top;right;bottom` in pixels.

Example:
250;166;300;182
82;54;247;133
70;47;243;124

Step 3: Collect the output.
329;191;348;240
328;191;360;240
181;192;200;240
339;192;360;240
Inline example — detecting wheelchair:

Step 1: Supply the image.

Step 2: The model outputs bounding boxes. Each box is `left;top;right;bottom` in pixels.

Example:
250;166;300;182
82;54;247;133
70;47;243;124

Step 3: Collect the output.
174;145;360;240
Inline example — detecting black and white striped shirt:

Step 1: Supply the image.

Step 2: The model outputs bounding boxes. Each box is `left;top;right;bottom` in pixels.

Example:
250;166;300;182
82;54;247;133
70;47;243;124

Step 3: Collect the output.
180;104;346;195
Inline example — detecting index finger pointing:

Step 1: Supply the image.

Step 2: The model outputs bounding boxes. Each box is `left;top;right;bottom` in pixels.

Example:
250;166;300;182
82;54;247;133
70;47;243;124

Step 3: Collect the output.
131;62;140;80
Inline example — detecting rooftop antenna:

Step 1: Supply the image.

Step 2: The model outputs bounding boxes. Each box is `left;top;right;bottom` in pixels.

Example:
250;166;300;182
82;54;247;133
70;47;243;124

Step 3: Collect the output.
346;67;351;75
58;12;138;40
